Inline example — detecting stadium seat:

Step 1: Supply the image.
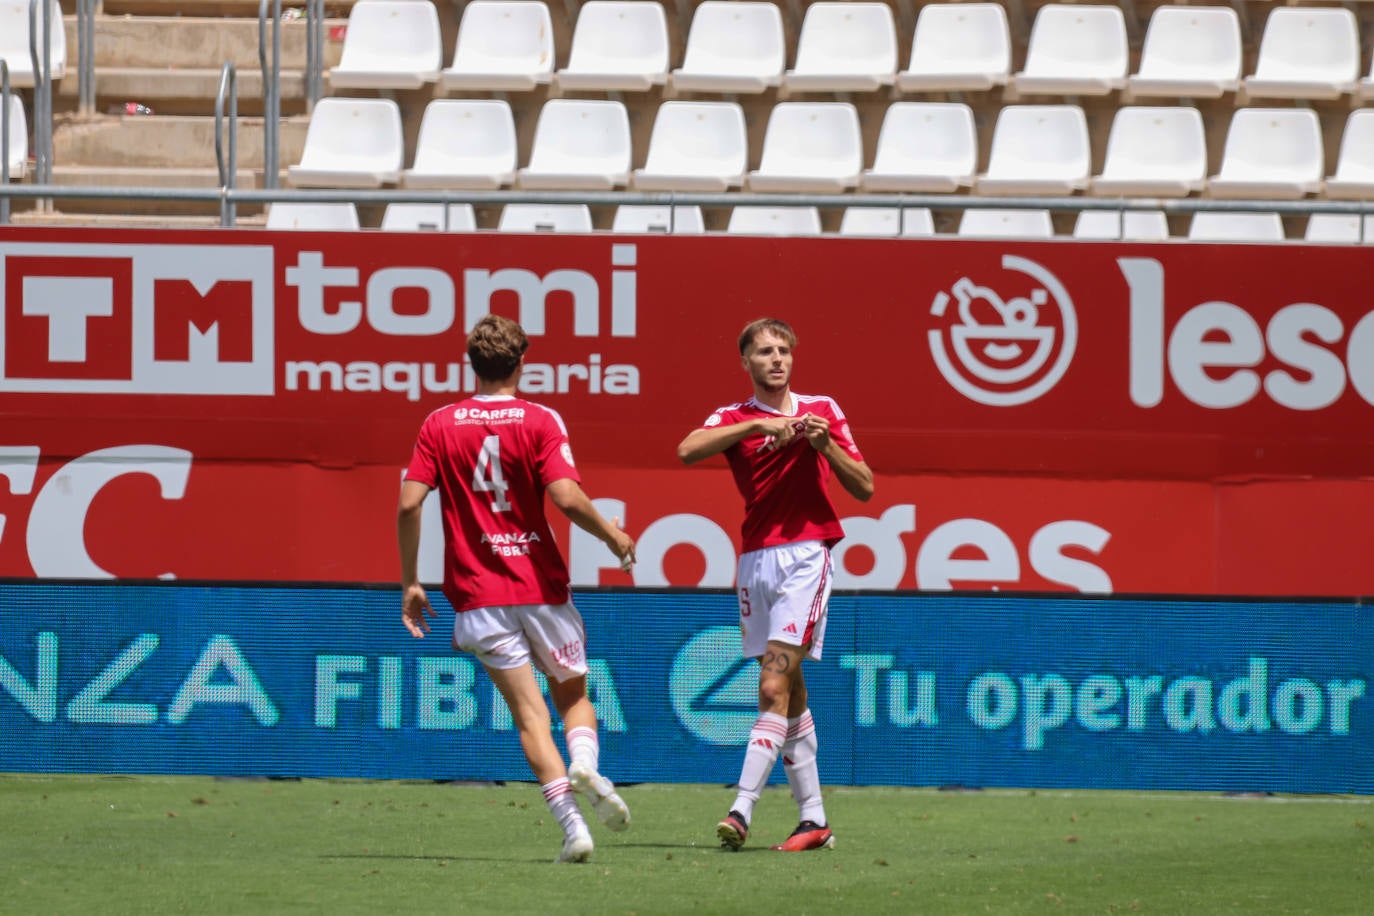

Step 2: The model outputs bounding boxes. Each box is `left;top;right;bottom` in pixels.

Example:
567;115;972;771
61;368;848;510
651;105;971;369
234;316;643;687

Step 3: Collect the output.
518;99;632;190
3;93;26;179
265;203;361;231
0;0;66;87
556;1;669;91
726;207;823;236
1128;6;1241;100
670;1;784;93
1305;214;1374;244
976;105;1090;195
897;2;1010;93
632;101;747;191
1073;210;1170;240
498;204;595;233
1011;5;1127;96
1208;108;1323;199
403;100;517;189
611;205;706;233
957;209;1055;238
328;0;442;90
1323;109;1374;200
1091;107;1207;198
286;98;404;188
441;0;554;91
1188;211;1285;242
837;207;935;237
783;2;897;92
1243;7;1359;101
381;204;477;232
861;102;977;193
748;102;863;192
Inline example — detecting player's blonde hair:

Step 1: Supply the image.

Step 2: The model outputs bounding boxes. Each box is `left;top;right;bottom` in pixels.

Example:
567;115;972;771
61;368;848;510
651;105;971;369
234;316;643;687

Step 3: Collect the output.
467;314;530;381
738;318;797;355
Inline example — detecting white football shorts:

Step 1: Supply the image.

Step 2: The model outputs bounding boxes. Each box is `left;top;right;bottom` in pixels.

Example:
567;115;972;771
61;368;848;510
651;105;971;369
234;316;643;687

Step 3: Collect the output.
736;540;832;661
452;601;588;682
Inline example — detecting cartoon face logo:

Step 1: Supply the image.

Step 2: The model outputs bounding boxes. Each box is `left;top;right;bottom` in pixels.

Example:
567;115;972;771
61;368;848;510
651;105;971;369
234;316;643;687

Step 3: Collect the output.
927;255;1077;406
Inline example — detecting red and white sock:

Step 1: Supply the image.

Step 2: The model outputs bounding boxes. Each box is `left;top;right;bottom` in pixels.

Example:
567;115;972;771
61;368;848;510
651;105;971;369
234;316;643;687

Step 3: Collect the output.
542;777;586;836
783;709;826;825
566;725;599;773
731;711;788;822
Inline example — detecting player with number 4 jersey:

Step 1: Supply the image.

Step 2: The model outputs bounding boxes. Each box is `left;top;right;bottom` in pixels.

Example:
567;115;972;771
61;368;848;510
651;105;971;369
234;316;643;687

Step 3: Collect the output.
398;314;636;864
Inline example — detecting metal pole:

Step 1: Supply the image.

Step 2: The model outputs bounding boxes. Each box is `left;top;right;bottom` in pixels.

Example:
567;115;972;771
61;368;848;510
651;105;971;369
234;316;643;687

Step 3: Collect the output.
40;0;51;188
2;60;11;224
81;0;95;116
215;62;238;228
258;0;282;191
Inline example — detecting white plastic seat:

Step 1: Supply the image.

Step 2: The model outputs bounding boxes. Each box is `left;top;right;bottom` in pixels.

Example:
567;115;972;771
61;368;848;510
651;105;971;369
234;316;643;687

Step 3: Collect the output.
837;207;935;237
1305;214;1374;244
556;1;669;91
1128;6;1241;100
1188;211;1285;242
611;205;705;234
957;209;1055;238
976;105;1090;195
381;204;477;232
287;98;404;187
632;101;747;191
783;2;897;91
748;102;863;193
1073;210;1170;240
1243;7;1359;101
671;1;784;93
328;0;441;89
1012;5;1127;96
1208;108;1323;199
1091;107;1206;198
898;3;1010;93
265;203;361;231
403;100;516;189
518;99;631;190
0;0;66;87
3;93;26;179
498;204;594;233
727;207;823;236
1323;109;1374;200
862;102;977;193
441;0;553;91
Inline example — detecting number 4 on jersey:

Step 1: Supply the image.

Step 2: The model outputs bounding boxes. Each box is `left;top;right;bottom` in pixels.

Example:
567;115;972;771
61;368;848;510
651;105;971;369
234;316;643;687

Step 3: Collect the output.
472;434;512;512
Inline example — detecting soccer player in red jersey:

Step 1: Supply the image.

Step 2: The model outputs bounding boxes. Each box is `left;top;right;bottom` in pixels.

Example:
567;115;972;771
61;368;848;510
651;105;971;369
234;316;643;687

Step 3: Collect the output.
397;314;637;864
678;317;873;852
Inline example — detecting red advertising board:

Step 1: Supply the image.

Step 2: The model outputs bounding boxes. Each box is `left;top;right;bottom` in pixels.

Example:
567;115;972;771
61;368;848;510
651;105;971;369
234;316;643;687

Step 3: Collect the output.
2;227;1372;595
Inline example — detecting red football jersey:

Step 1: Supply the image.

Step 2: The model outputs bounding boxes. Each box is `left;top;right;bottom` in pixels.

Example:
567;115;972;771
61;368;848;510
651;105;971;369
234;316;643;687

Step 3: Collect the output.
700;393;865;553
405;394;579;612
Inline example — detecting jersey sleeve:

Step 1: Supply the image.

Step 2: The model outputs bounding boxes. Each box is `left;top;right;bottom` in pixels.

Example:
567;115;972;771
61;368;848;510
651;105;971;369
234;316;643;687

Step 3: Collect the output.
827;400;865;463
404;414;441;487
532;405;581;487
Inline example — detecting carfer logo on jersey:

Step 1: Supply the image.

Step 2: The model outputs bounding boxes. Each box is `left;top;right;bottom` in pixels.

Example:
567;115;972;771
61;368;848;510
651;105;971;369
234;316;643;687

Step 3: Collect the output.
0;243;275;395
927;255;1077;406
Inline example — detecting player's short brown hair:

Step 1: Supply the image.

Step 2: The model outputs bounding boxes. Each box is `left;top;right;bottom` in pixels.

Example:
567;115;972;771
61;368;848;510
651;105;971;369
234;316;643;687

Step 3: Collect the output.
738;318;797;355
467;314;529;382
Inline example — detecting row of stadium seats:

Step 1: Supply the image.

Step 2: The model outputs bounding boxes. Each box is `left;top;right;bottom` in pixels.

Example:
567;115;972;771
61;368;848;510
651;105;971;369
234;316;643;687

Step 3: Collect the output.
264;201;1374;243
323;0;1374;101
286;96;1374;201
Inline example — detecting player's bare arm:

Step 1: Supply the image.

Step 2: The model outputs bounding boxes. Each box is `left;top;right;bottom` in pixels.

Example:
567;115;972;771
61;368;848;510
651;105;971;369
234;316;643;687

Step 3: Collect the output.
396;478;438;637
547;478;637;568
801;414;875;502
677;416;798;464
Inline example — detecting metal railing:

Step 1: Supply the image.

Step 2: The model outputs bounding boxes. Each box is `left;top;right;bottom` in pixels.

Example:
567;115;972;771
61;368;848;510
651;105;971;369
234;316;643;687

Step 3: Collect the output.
1;60;10;225
258;0;283;191
305;0;324;112
76;0;96;115
27;0;54;196
214;63;239;229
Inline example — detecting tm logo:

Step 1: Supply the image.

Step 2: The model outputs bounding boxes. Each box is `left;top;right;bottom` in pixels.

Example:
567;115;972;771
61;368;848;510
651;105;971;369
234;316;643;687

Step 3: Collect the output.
928;255;1077;406
669;626;758;745
0;243;274;394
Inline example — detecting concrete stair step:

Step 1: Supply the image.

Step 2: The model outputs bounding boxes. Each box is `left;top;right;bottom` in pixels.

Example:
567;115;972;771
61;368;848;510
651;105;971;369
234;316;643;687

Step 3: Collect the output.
55;67;310;107
6;209;268;229
48;164;277;214
65;14;346;71
53;113;310;169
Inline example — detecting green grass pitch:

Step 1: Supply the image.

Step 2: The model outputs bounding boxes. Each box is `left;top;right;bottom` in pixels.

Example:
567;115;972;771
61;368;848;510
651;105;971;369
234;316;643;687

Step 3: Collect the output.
1;775;1370;914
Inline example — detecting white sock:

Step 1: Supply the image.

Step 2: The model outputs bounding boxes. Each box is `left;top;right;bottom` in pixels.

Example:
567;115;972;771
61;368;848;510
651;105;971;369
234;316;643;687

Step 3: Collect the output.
783;710;826;825
731;711;788;823
566;725;599;773
541;777;586;836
